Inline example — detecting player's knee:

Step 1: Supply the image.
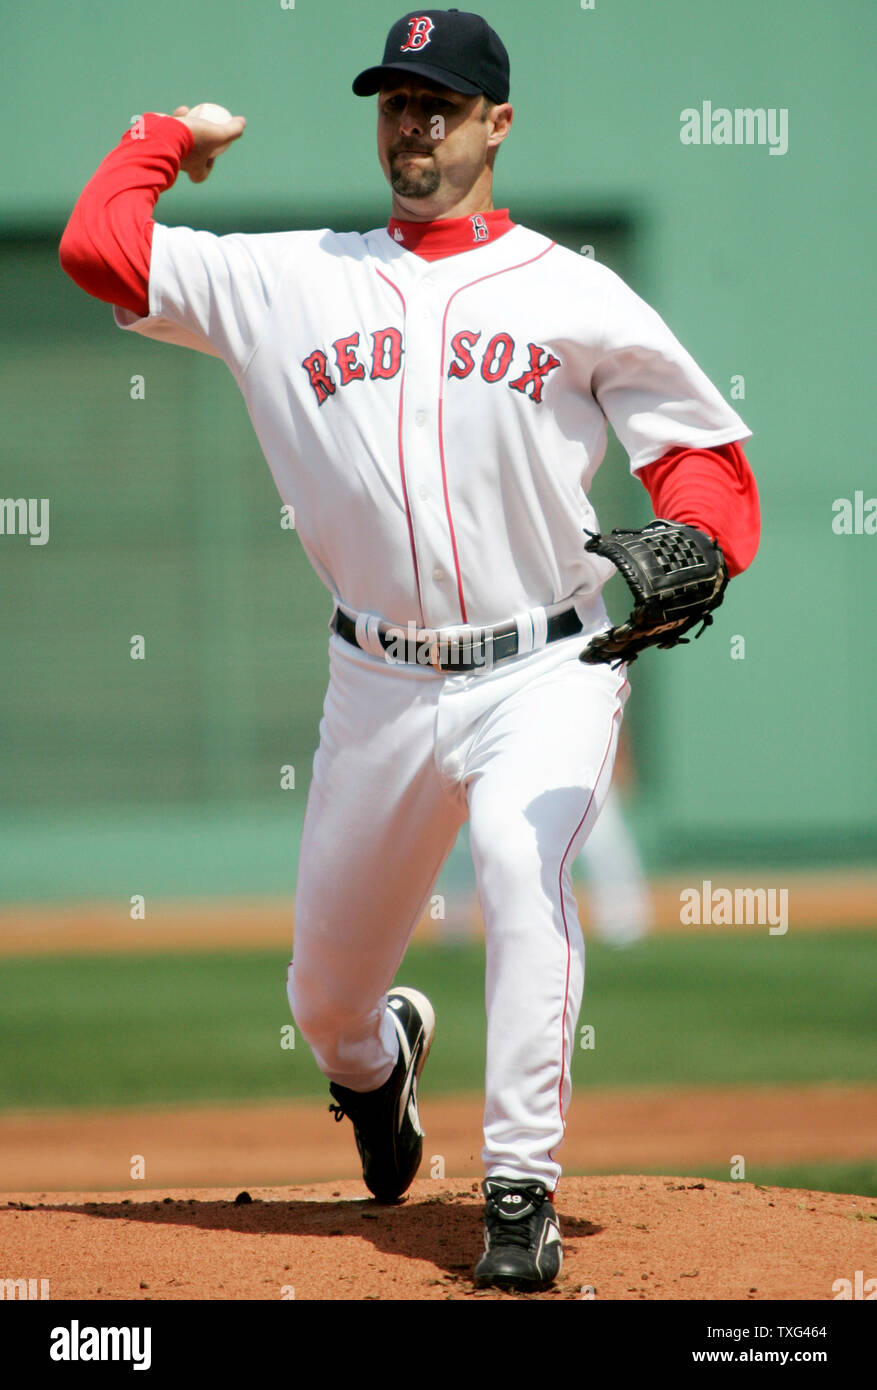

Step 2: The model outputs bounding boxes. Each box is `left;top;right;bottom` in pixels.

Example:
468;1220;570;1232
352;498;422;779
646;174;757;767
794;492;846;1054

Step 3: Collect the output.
287;965;330;1043
286;965;371;1049
287;983;335;1047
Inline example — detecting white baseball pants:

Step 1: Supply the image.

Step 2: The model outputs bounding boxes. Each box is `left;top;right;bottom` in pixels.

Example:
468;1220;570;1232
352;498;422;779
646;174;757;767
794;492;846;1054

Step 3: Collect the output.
578;784;653;945
286;625;629;1190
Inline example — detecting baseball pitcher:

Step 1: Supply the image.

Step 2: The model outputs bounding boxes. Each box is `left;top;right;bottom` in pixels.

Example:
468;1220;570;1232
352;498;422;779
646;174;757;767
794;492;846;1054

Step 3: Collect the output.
60;9;760;1292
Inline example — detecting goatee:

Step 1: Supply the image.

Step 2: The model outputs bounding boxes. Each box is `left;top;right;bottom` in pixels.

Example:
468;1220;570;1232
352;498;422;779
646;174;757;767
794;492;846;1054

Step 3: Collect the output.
390;157;441;199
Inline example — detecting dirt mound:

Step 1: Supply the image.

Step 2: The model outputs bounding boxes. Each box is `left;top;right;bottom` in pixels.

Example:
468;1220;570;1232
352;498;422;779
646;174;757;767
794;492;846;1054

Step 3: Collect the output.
3;1175;874;1301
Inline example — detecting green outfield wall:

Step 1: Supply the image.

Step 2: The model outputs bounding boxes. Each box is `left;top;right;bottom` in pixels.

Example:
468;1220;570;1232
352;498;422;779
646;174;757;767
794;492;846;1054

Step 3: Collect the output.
1;0;874;900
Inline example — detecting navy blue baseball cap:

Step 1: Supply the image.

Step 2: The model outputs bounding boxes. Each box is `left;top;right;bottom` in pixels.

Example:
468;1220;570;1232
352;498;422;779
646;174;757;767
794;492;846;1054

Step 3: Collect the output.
352;9;510;104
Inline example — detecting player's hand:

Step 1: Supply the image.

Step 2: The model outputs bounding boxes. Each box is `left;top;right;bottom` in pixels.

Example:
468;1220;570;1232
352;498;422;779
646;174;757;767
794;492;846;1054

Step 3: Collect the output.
170;105;247;183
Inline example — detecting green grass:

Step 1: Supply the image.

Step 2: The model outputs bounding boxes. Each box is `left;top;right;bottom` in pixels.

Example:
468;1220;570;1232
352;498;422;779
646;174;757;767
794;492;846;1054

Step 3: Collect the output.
570;930;877;1088
624;1161;877;1200
0;932;875;1111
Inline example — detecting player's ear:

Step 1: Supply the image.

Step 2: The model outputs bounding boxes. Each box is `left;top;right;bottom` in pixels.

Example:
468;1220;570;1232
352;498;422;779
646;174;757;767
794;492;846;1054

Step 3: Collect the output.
485;102;513;149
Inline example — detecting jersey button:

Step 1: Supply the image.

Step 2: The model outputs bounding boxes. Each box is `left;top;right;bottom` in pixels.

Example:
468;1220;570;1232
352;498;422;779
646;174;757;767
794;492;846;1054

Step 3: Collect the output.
418;486;429;501
432;566;445;583
415;409;427;426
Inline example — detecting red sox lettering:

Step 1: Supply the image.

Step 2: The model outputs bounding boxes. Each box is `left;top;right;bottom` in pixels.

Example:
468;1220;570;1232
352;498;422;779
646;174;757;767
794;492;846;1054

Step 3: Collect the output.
301;326;562;406
301;327;404;403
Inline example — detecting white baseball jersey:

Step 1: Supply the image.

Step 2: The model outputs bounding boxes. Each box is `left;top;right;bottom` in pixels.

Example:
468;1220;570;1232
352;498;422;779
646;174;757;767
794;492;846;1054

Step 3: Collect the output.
116;218;750;631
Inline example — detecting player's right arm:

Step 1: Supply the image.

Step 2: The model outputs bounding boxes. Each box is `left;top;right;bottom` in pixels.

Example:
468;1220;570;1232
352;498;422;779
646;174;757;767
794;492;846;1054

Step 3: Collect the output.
59;110;243;315
59;109;292;368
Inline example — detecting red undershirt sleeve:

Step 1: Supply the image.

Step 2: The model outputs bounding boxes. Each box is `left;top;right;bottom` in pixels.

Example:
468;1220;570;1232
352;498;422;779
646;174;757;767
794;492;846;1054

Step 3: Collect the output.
636;441;761;578
59;115;195;318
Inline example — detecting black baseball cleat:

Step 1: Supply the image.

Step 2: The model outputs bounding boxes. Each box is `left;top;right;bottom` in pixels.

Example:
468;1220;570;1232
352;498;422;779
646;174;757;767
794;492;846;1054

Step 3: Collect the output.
473;1178;563;1292
328;987;435;1203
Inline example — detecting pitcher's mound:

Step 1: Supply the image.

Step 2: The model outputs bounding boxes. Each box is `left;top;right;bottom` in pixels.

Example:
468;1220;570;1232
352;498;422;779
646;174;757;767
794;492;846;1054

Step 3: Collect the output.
3;1175;874;1300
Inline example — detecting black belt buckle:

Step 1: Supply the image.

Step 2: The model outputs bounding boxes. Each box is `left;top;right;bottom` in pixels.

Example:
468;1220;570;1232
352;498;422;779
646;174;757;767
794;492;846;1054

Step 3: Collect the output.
424;630;488;672
439;634;487;672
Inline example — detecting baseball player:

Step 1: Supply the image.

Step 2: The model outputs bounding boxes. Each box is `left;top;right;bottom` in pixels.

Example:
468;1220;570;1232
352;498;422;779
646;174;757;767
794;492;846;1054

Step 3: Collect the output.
60;9;760;1293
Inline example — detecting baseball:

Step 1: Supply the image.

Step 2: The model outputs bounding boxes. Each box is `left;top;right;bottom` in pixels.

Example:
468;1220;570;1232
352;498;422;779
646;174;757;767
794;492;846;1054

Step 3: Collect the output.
187;102;233;124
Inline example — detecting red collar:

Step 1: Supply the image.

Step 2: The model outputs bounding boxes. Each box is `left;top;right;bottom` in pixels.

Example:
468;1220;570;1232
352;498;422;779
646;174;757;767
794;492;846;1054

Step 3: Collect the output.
386;209;515;261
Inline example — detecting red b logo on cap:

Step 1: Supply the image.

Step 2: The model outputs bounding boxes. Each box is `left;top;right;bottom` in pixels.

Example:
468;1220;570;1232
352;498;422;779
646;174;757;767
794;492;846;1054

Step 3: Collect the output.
401;15;435;51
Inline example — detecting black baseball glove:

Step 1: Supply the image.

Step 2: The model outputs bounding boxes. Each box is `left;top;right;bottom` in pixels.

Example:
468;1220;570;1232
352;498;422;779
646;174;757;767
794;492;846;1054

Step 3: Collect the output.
580;519;728;667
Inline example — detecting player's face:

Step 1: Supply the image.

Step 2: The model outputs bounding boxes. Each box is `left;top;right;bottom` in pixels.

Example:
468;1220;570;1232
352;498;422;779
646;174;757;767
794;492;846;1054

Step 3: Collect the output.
376;78;507;216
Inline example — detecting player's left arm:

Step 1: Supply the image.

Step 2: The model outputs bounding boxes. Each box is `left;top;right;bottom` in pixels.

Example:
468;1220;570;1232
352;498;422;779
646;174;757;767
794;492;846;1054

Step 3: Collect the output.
579;269;761;665
636;439;760;577
589;266;761;576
